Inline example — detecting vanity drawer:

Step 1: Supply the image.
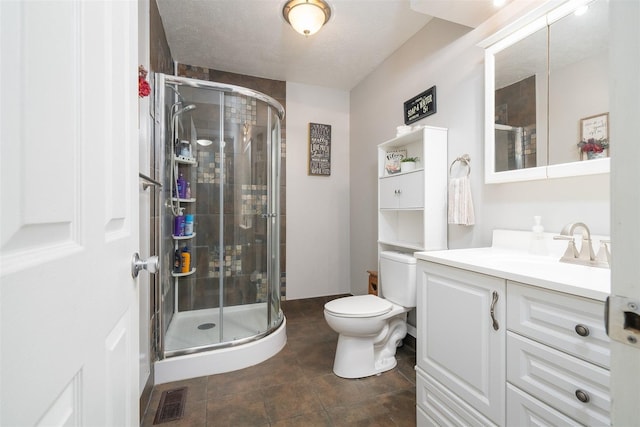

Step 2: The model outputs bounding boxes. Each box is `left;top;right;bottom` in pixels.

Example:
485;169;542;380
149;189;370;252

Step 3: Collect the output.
507;332;610;426
507;384;582;427
507;281;610;368
416;368;497;427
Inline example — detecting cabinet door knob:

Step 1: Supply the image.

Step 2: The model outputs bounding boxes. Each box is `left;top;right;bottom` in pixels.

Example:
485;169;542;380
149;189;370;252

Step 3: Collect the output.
575;324;590;337
575;389;590;403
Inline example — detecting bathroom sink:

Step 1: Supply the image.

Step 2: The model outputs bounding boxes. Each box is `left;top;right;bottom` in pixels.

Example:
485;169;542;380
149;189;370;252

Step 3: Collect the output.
414;230;611;301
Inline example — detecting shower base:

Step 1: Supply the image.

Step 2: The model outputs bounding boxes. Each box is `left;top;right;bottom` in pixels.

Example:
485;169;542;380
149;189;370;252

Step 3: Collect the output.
154;304;286;384
164;303;276;352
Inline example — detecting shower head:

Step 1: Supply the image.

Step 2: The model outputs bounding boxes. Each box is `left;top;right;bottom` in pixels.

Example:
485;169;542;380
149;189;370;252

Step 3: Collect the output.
173;104;196;118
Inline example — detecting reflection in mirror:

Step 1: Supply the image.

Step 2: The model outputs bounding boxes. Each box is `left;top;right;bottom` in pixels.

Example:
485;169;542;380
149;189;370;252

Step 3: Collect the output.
494;27;547;171
548;0;609;165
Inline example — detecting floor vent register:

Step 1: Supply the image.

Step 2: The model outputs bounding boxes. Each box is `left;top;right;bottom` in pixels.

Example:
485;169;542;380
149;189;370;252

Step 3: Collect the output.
153;387;187;424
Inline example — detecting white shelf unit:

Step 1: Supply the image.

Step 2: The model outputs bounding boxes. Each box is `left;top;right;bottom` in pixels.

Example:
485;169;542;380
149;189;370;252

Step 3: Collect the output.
377;126;448;255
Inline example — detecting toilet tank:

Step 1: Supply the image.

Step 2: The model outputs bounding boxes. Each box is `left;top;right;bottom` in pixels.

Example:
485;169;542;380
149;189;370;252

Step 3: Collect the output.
379;251;417;307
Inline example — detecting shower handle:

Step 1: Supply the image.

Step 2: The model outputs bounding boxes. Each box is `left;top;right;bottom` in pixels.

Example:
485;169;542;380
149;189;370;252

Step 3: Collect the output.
131;252;159;278
260;213;278;218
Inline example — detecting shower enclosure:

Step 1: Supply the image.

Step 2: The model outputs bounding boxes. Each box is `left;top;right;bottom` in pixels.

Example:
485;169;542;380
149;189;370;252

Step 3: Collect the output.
154;73;285;364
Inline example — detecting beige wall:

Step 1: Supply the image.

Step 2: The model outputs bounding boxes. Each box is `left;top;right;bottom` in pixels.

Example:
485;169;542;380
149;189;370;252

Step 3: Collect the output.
285;82;351;299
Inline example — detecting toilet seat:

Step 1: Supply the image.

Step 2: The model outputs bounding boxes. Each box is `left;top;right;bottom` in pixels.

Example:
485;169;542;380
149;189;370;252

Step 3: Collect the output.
325;295;393;318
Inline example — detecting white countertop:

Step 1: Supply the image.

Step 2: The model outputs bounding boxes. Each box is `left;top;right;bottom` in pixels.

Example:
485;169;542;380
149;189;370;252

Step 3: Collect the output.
414;230;611;301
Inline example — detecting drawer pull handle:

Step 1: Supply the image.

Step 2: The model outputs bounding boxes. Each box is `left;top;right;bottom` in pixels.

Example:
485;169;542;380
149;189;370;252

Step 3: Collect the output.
575;324;590;337
490;291;499;331
575;389;590;403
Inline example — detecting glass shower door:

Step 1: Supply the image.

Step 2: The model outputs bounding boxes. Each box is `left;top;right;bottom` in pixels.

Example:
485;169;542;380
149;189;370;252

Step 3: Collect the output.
157;74;284;358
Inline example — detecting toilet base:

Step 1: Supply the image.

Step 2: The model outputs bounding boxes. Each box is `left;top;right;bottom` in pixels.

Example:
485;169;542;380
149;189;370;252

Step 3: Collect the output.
332;316;407;379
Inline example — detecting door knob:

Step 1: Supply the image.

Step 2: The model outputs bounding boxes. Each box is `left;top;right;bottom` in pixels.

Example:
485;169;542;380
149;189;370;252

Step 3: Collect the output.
131;252;159;278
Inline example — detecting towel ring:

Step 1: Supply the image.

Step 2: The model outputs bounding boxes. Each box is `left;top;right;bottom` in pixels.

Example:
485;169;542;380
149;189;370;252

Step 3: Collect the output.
449;154;471;177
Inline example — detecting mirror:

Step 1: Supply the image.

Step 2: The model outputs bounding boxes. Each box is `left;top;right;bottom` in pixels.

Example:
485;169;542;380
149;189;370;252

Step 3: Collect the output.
483;0;610;183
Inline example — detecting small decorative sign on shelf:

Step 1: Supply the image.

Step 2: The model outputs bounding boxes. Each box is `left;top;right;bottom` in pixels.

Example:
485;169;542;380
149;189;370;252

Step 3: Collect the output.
308;122;331;176
404;86;436;125
384;150;406;175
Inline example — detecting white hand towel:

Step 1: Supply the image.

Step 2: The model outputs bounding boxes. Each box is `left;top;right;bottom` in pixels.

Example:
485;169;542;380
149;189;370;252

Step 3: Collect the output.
448;175;475;226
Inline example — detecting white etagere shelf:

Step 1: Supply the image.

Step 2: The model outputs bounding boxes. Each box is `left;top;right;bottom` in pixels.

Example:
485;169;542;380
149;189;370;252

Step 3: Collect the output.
377;126;448;256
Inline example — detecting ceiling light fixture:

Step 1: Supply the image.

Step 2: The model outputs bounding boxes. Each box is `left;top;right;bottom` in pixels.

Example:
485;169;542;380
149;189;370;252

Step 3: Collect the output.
283;0;332;37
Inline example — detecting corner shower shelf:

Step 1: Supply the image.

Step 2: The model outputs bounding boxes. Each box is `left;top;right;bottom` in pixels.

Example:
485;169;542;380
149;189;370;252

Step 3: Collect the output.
171;268;196;278
172;233;196;240
173;155;197;165
171;197;196;203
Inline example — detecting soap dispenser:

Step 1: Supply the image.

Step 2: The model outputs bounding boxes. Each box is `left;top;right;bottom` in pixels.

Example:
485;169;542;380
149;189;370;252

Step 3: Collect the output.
529;215;547;255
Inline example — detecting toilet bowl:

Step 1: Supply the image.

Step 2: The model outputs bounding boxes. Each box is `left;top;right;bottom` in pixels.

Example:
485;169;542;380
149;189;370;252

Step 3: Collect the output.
324;251;416;378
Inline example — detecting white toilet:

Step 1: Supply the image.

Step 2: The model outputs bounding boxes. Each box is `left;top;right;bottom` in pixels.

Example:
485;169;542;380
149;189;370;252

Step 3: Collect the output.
324;251;416;378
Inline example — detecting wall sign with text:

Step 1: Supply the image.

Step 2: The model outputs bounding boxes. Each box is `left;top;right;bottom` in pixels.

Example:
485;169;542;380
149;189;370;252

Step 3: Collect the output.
404;86;437;125
308;122;331;176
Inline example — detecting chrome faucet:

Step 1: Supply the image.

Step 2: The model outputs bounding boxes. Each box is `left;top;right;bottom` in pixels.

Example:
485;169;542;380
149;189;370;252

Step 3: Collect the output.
553;222;610;268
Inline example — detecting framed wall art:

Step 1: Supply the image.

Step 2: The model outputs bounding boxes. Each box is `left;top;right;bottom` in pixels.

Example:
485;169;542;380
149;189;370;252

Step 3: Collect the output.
308;122;331;176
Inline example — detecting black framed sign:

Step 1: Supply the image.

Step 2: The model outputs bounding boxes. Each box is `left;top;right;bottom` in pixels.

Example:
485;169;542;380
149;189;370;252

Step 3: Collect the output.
308;122;331;176
404;86;436;125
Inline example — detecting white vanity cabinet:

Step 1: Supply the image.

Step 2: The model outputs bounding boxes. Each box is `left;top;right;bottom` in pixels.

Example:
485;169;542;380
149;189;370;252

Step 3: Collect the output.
415;254;611;427
416;261;506;426
506;282;611;426
377;126;447;253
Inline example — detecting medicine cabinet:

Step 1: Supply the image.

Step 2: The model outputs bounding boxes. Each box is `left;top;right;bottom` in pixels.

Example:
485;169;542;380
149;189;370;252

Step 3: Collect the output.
482;0;610;183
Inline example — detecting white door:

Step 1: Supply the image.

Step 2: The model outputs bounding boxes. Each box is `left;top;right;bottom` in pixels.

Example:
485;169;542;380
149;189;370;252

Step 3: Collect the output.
0;1;139;426
609;1;640;425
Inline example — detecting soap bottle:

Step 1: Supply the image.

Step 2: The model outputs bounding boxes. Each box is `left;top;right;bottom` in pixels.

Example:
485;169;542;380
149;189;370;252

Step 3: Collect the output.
177;172;186;199
185;182;191;199
173;249;181;273
174;208;185;236
529;215;547;255
180;245;191;273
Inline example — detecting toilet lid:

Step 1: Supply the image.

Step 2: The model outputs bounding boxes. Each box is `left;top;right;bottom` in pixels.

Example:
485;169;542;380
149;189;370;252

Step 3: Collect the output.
324;295;393;318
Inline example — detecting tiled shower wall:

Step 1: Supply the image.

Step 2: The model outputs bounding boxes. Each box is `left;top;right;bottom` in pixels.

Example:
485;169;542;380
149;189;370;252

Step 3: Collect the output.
176;64;287;302
495;75;537;168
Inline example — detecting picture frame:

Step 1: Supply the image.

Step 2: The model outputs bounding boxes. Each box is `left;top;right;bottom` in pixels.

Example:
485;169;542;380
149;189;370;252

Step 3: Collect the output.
404;86;436;125
308;122;331;176
579;113;609;160
580;112;609;142
384;150;406;175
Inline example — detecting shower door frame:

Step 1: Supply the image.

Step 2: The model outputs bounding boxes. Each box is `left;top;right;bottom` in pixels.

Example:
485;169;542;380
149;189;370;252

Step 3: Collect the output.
155;73;285;359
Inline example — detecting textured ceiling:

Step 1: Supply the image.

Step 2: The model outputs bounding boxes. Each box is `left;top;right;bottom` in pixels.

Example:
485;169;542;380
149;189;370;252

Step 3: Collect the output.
156;0;506;90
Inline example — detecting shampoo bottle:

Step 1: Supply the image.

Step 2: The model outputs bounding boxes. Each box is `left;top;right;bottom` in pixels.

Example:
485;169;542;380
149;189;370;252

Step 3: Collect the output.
529;215;547;255
180;245;191;273
174;209;185;236
184;214;194;236
177;172;186;199
173;249;181;273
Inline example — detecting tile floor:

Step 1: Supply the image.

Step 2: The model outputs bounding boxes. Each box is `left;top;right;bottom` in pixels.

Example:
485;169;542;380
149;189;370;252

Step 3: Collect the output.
141;295;417;426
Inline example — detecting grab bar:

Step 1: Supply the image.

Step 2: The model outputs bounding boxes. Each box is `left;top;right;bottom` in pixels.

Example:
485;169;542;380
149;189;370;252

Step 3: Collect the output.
139;173;162;190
